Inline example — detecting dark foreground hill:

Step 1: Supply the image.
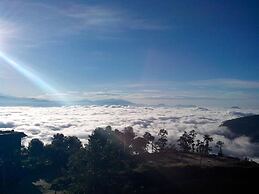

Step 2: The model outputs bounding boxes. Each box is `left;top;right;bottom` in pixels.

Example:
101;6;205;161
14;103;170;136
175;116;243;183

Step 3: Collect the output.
6;151;259;194
221;115;259;142
2;127;259;194
130;152;259;194
29;152;259;194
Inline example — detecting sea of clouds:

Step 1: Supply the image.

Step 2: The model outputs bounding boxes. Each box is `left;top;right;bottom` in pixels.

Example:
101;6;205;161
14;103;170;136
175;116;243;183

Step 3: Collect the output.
0;105;259;159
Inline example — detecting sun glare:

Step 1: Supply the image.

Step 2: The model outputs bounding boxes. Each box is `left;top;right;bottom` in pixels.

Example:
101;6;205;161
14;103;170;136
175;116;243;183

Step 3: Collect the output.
0;50;68;104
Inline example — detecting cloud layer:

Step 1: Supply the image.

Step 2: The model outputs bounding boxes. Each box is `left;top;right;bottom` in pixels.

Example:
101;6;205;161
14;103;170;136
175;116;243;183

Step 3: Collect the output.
0;106;259;159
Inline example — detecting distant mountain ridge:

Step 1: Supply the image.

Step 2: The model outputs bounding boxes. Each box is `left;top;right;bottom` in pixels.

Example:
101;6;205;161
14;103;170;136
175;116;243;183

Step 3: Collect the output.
73;98;135;106
0;95;135;107
0;95;60;107
220;115;259;142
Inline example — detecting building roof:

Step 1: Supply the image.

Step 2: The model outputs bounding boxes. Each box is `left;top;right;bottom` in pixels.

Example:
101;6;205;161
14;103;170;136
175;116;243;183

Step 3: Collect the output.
0;130;27;138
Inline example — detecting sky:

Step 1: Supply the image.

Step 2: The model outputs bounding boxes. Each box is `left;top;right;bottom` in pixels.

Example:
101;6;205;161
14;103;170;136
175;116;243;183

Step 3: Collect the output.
0;0;258;107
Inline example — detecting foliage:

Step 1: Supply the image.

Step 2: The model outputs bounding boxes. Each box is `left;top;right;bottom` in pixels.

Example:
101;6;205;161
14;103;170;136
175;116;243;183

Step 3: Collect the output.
18;127;229;193
123;126;136;153
28;139;44;157
143;132;155;152
132;137;148;154
155;129;168;151
203;134;213;155
215;141;224;156
177;130;197;152
62;126;135;193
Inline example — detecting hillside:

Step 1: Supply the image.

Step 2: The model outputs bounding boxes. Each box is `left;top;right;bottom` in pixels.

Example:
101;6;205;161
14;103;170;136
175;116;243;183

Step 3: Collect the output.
136;151;258;168
35;152;259;194
130;152;259;194
221;115;259;142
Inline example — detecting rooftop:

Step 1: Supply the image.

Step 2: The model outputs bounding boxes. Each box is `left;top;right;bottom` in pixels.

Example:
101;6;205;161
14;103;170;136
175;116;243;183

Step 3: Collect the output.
0;130;27;138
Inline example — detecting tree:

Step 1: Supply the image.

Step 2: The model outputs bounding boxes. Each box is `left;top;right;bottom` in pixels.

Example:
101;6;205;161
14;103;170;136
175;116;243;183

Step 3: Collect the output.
178;131;190;152
156;129;168;151
65;127;133;193
203;134;213;155
122;126;136;152
177;130;197;152
28;139;44;157
189;130;197;152
143;132;155;153
196;139;205;154
51;133;65;148
26;139;46;171
44;134;82;173
131;137;148;154
215;141;224;156
195;140;206;166
65;136;82;153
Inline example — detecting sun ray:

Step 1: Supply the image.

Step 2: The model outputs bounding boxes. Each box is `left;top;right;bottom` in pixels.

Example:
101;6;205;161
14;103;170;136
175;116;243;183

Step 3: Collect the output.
0;50;68;104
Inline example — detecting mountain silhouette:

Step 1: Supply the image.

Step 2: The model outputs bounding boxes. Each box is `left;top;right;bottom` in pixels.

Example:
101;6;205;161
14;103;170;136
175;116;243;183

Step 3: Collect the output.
221;115;259;142
0;95;135;107
0;95;60;107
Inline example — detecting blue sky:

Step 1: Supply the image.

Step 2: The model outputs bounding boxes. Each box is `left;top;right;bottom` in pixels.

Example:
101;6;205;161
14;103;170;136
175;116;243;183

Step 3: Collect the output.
0;0;258;107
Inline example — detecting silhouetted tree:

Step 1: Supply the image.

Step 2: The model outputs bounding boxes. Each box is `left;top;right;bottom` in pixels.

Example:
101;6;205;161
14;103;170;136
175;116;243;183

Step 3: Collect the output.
131;137;148;154
215;141;224;156
196;139;205;154
28;139;44;157
196;139;201;153
156;129;168;151
65;136;82;153
143;132;155;153
178;131;190;152
203;134;213;155
123;126;136;153
194;140;206;166
64;127;133;193
25;139;46;172
178;130;197;152
189;130;197;152
44;134;82;173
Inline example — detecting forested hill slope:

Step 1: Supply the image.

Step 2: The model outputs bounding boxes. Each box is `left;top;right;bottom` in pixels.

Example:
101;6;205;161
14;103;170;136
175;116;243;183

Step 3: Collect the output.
221;115;259;142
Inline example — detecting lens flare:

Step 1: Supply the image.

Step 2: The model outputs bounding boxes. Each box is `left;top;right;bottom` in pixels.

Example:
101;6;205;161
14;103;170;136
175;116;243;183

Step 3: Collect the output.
0;50;68;104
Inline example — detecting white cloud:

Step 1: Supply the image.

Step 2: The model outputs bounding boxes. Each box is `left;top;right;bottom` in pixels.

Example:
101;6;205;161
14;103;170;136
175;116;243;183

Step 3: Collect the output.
58;4;168;32
0;106;259;159
191;79;259;89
